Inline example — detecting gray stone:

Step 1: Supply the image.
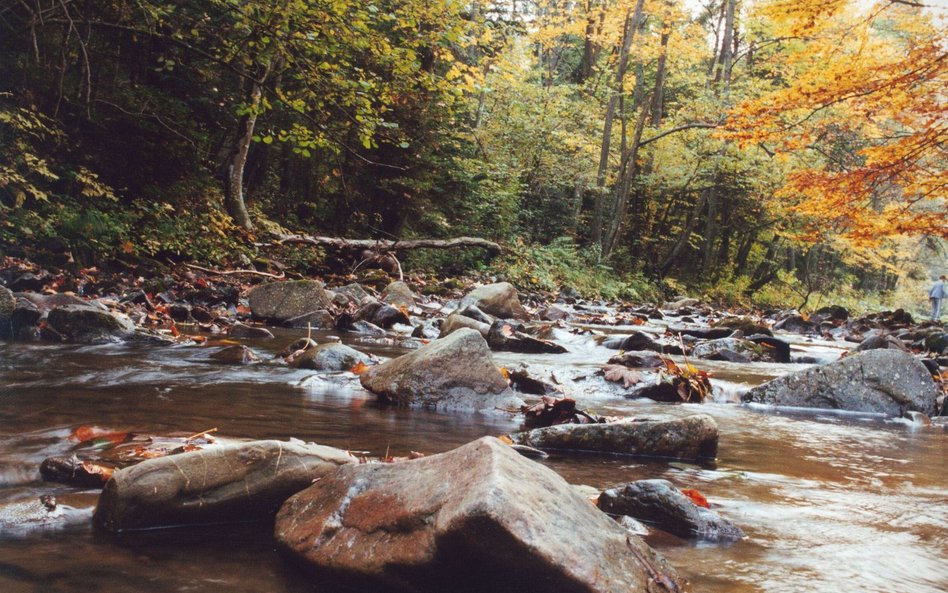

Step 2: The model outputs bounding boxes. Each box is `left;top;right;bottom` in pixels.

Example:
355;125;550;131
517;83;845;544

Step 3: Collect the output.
459;282;529;321
288;343;373;371
355;301;410;329
381;281;415;308
284;309;335;329
209;344;260;364
360;328;522;411
509;415;719;460
45;305;137;344
743;349;939;416
248;280;334;323
275;437;686;593
332;283;372;305
228;322;275;339
439;312;490;338
94;440;353;533
487;320;567;354
692;338;767;362
606;351;664;369
598;479;744;542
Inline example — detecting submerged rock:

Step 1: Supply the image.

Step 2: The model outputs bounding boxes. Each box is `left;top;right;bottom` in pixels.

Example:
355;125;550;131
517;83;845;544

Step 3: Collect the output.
94;440;353;533
228;322;275;339
210;344;260;364
275;436;686;593
459;282;529;321
598;479;744;542
45;304;137;344
288;343;373;371
606;351;664;369
248;280;334;323
743;349;939;416
359;328;522;411
509;415;718;460
0;496;91;534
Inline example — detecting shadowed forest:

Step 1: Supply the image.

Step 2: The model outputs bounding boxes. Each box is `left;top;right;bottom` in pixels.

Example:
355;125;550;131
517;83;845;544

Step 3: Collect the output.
1;0;945;309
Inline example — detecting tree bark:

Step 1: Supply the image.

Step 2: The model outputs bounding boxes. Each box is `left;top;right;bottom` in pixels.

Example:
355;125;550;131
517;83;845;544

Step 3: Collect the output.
591;0;645;250
224;61;272;231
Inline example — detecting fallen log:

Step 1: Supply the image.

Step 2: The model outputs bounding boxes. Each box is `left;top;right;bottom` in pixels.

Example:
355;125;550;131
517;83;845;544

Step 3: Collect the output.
269;232;502;256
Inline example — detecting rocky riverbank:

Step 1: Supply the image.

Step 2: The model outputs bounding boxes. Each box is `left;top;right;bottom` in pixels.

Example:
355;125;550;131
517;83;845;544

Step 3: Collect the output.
1;256;946;593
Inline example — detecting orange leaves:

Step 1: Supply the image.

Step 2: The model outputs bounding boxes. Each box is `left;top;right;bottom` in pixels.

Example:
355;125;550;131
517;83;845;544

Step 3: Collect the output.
350;361;369;375
681;488;710;509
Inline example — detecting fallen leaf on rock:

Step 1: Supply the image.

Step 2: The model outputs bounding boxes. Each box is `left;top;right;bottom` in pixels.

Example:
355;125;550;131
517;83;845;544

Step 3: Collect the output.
350;361;369;375
681;488;710;508
603;364;644;388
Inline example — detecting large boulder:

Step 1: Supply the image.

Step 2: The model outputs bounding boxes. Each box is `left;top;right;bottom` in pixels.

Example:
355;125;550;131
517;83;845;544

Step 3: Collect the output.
275;437;686;593
94;440;353;533
598;479;744;542
359;328;522;410
45;305;137;344
288;343;373;371
509;415;718;461
0;286;14;338
459;282;529;321
742;349;939;416
248;280;334;323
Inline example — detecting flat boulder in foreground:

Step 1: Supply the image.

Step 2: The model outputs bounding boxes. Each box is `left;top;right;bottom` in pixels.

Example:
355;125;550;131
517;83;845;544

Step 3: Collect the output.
509;415;718;460
275;437;686;593
359;328;523;411
94;440;353;533
742;349;938;416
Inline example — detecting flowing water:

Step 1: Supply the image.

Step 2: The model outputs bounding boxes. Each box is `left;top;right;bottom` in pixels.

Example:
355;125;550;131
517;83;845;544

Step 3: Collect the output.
0;325;945;593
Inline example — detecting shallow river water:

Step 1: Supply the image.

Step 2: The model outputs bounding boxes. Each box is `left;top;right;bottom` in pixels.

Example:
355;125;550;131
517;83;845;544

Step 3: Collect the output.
1;325;945;593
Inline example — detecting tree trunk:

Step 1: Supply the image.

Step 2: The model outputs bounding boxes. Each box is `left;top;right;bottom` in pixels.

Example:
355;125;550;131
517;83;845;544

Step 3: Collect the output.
224;62;272;231
591;0;645;250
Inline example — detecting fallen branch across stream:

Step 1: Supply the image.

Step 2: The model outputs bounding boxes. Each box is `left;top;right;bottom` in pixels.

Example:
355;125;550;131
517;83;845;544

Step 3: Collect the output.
183;263;285;279
269;232;503;256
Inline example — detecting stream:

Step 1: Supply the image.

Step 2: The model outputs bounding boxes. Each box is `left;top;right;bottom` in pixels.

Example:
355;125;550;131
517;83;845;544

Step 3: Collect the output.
1;321;946;593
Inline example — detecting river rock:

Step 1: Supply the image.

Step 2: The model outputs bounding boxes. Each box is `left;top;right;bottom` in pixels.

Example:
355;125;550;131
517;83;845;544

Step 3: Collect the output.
381;281;415;308
692;338;768;363
439;312;491;338
0;285;14;338
854;334;908;352
662;297;699;310
359;328;522;410
607;351;664;368
228;322;275;339
45;304;137;344
459;282;529;321
743;349;939;416
332;283;373;306
598;479;744;542
210;344;260;364
94;440;354;533
0;496;91;534
285;309;335;329
355;301;410;329
486;320;567;354
667;326;734;340
10;296;41;339
509;415;718;460
288;343;373;371
275;436;686;593
600;331;679;353
712;317;772;336
248;280;334;323
773;314;814;334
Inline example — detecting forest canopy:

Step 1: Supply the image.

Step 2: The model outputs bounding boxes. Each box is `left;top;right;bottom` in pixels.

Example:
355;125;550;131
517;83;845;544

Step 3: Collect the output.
0;0;945;306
